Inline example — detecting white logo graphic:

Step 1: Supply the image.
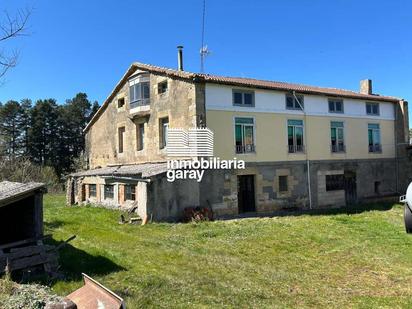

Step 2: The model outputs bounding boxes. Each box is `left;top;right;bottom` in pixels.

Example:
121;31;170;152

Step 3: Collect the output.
166;127;214;157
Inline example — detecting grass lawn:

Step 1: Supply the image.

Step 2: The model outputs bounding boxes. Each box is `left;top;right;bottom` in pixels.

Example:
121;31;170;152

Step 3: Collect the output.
43;194;412;308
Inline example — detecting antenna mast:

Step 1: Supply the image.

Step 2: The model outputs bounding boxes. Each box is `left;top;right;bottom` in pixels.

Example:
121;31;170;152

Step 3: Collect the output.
200;0;210;72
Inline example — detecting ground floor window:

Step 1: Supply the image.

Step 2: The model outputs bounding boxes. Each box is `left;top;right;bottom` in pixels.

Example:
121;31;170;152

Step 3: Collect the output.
104;185;114;199
326;174;345;191
279;176;288;192
125;185;136;201
89;184;96;198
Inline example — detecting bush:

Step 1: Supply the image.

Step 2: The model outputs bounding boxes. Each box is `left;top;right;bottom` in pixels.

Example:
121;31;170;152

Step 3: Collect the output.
0;157;62;192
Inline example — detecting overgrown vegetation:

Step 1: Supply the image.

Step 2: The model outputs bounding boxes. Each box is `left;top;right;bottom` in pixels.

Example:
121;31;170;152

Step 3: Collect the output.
38;195;412;308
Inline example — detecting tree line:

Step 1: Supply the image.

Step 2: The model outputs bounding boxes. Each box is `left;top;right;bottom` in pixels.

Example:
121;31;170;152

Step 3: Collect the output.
0;93;99;179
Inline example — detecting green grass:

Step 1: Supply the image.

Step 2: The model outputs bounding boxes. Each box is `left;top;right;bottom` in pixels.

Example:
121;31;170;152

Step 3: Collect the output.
42;194;412;308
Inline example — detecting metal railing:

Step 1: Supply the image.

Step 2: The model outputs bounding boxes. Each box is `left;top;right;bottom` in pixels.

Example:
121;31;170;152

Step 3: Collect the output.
369;144;382;153
288;144;305;153
331;144;346;153
130;98;150;109
236;144;255;154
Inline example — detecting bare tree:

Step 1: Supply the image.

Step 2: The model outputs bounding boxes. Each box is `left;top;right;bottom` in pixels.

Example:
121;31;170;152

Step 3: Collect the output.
0;8;31;78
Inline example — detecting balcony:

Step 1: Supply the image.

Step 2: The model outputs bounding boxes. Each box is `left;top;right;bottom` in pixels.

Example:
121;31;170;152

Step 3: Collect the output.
236;144;255;154
331;144;346;153
129;99;150;118
369;144;382;153
130;98;150;109
288;144;305;153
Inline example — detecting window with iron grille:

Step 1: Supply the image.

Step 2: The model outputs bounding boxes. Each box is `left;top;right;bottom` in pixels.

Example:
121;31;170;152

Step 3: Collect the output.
286;94;304;110
89;184;96;198
287;119;304;153
235;117;255;154
232;90;255;106
330;121;345;153
125;185;136;201
279;176;288;192
104;185;114;199
368;123;381;153
326;175;345;191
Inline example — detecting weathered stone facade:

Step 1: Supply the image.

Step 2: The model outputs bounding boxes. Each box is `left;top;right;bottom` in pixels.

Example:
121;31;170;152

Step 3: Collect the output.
85;70;205;168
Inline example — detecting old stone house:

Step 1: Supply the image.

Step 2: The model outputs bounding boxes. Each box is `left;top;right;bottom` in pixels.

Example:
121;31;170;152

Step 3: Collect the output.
67;53;409;221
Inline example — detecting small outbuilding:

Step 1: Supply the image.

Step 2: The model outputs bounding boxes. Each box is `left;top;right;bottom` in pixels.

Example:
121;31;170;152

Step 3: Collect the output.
0;181;46;246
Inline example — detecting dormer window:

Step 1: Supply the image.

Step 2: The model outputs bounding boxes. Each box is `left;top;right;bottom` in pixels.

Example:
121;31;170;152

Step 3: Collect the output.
129;74;150;108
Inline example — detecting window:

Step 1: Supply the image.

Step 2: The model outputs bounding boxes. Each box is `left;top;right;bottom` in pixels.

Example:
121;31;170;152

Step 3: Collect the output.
117;98;125;109
366;102;379;115
374;181;381;194
287;120;304;153
286;94;304;110
118;127;125;153
232;90;254;106
279;176;288;192
235;117;255;154
328;99;343;113
136;123;145;151
326;174;345;191
158;80;168;94
330;121;345;153
89;184;96;198
368;123;381;152
104;185;114;199
129;75;150;108
125;185;136;201
159;117;169;149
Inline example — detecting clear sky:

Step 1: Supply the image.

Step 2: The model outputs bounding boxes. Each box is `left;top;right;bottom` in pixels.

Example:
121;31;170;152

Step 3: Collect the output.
1;0;411;121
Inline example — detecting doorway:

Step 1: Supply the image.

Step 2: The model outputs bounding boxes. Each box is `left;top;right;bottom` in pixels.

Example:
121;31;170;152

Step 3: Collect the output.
344;171;357;205
237;175;256;213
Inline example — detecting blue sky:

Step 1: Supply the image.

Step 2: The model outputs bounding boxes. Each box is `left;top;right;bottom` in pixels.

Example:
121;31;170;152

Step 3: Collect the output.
1;0;410;121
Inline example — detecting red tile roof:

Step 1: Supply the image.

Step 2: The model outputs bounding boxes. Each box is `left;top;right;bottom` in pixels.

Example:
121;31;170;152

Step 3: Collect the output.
84;62;402;132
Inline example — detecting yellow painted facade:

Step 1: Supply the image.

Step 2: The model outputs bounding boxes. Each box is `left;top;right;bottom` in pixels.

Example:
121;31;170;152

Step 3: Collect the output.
206;110;395;162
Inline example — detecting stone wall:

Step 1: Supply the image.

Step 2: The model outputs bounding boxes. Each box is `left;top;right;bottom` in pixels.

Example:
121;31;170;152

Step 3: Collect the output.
85;71;200;168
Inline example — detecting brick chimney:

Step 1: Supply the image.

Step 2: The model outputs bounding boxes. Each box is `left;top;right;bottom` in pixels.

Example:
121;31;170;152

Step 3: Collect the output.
360;79;372;95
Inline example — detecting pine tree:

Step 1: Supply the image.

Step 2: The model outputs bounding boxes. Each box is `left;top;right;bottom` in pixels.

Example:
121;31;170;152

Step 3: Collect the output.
0;100;25;159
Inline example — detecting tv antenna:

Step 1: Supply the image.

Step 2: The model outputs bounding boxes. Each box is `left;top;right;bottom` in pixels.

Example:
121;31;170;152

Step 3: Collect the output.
200;0;211;72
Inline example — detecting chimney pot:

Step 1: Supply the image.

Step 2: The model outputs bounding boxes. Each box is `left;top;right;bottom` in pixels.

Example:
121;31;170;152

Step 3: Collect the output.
177;45;184;71
360;79;372;95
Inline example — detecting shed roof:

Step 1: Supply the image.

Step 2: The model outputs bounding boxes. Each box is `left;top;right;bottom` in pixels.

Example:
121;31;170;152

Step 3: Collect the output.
70;162;168;178
0;181;46;207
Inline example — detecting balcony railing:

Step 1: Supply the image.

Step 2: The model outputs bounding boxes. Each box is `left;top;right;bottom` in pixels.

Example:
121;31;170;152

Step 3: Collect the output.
236;144;255;154
130;98;150;109
288;144;305;153
369;144;382;153
331;144;346;153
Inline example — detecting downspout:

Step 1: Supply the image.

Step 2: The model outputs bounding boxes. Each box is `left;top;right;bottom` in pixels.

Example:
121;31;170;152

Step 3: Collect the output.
293;91;312;209
395;101;399;194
